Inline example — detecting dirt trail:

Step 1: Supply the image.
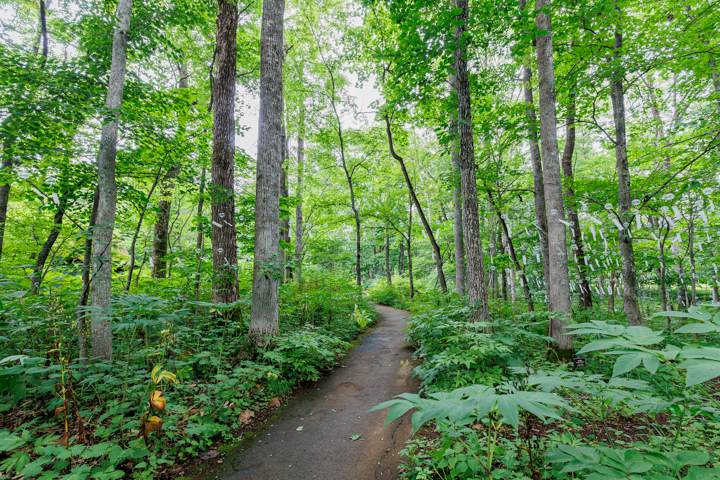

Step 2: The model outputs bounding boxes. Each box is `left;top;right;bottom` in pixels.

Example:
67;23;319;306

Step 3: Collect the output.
199;305;417;480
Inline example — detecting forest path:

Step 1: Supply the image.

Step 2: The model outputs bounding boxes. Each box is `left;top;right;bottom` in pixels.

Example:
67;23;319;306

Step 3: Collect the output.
200;305;417;480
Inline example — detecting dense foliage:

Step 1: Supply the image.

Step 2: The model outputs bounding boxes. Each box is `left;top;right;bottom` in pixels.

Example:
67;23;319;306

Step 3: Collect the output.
375;303;720;479
0;270;373;478
0;0;719;477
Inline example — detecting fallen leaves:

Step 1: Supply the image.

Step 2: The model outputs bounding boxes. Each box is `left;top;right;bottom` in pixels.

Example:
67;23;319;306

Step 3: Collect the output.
239;410;255;425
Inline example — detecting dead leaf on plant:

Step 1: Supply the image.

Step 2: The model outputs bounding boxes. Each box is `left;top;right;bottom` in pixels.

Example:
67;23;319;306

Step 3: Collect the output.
150;390;166;411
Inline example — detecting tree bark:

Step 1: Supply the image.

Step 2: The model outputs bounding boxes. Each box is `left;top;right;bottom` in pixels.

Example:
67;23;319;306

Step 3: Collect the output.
398;237;405;275
454;0;488;321
0;144;13;262
610;17;642;325
211;0;239;304
30;195;67;294
38;0;49;58
250;0;285;342
294;103;305;286
77;188;99;363
90;0;132;361
194;167;206;303
280;116;291;281
519;0;549;289
561;91;592;308
384;115;447;293
384;225;392;283
452;148;466;295
657;218;670;313
407;194;414;298
688;209;697;305
534;0;572;350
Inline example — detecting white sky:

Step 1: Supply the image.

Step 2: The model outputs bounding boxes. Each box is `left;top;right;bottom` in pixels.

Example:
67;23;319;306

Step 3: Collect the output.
236;73;382;156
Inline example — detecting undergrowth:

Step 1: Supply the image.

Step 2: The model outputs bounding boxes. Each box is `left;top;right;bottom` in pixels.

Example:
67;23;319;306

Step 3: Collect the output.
375;302;720;479
0;270;375;479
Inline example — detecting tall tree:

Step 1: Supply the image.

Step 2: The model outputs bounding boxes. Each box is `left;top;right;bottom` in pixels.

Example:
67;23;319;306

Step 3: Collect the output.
534;0;572;351
90;0;133;361
519;3;549;289
152;63;188;278
450;103;466;295
454;0;488;322
250;0;285;342
384;115;448;293
210;0;239;304
609;4;642;325
561;91;593;308
294;102;305;285
279;113;291;280
30;192;67;294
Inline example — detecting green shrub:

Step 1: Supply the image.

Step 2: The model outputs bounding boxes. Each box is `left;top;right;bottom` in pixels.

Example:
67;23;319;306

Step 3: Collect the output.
0;270;372;479
367;278;410;308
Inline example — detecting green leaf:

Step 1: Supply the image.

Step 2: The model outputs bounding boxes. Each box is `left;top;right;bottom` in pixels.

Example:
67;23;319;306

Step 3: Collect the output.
642;354;660;374
0;432;25;452
612;353;643;377
21;457;51;477
674;323;719;334
678;359;720;386
496;396;519;428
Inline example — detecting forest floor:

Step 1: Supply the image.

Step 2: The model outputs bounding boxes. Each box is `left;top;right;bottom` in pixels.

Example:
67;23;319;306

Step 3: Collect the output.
188;305;417;480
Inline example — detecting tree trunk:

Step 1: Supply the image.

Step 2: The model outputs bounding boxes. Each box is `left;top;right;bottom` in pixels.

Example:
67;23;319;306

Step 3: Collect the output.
125;169;162;291
500;228;508;301
452;148;466;295
77;188;99;363
294;103;304;286
30;195;66;293
407;194;414;298
384;115;447;293
657;219;670;313
250;0;285;342
211;0;239;304
454;0;488;321
194;167;206;302
384;226;391;283
90;0;132;361
561;91;592;308
0;150;10;262
39;0;49;58
534;0;572;351
488;191;534;310
488;219;498;297
398;238;405;275
520;0;549;289
688;210;697;305
610;18;642;325
152;64;188;278
280;117;291;281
